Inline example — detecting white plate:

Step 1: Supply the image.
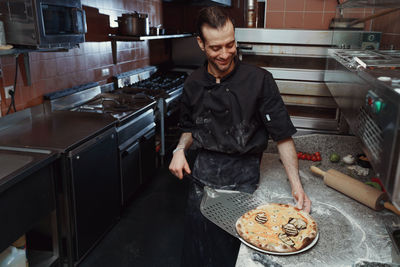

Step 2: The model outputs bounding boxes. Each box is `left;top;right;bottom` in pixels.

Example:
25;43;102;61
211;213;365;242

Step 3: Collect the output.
238;232;319;255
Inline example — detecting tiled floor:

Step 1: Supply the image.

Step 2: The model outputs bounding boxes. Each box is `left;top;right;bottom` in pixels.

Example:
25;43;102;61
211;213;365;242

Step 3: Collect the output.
79;161;189;267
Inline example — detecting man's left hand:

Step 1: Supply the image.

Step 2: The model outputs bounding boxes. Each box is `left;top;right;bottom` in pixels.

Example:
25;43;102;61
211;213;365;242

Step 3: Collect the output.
292;188;311;213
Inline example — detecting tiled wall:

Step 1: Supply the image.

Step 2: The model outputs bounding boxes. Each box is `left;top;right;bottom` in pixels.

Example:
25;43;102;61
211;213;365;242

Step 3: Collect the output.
371;9;400;49
0;0;164;116
266;0;347;29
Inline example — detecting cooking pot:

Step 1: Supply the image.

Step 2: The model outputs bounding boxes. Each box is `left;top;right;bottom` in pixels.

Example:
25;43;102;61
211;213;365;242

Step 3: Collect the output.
150;25;165;36
116;12;149;36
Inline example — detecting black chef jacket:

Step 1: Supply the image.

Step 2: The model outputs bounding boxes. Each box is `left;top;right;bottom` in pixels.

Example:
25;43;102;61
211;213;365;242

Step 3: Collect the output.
179;57;296;154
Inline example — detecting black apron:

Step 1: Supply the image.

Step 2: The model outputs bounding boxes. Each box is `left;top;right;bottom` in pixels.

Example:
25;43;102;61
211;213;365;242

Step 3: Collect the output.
181;149;261;267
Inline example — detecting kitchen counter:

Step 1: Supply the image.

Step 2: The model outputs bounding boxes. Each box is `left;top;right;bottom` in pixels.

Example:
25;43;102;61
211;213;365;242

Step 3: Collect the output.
236;134;400;267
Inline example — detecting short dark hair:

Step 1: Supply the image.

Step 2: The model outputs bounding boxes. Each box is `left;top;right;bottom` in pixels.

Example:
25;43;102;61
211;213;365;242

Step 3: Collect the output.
196;6;233;42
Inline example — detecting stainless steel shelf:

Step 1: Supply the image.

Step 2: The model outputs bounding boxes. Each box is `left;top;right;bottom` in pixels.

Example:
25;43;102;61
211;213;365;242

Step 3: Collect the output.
109;33;193;64
109;33;192;41
339;0;400;8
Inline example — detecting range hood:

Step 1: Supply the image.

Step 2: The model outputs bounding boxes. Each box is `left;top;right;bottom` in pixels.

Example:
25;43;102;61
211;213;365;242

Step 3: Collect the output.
163;0;231;6
340;0;400;8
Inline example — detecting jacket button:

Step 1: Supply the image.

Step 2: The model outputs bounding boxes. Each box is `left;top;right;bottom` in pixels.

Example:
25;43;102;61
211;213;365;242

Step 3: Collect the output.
225;130;229;135
226;88;230;92
208;130;212;134
208;109;211;113
208;89;212;93
225;109;229;113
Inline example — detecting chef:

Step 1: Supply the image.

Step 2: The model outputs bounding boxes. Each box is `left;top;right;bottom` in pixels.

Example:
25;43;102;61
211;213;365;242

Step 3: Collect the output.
169;6;311;267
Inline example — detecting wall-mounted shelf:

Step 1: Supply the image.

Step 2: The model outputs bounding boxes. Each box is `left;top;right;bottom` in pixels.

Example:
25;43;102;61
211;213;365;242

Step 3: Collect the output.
0;47;68;86
339;0;400;8
109;33;193;64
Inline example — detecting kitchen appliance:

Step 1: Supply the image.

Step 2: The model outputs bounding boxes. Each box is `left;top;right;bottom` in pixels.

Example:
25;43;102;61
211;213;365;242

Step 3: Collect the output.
116;12;149;36
44;81;157;206
325;49;400;209
114;67;188;164
310;166;400;215
0;111;120;265
0;0;86;49
0;146;59;265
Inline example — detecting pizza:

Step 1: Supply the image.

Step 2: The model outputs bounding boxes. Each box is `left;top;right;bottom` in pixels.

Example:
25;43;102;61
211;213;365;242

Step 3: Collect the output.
235;203;318;253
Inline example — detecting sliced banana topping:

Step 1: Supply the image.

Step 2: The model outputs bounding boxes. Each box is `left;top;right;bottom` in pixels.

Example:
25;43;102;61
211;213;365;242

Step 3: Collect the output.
278;233;295;247
282;223;298;236
255;212;268;224
288;217;307;230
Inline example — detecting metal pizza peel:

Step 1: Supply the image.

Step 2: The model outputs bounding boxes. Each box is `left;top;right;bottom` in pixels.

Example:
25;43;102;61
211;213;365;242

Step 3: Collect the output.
186;173;319;255
186;173;265;237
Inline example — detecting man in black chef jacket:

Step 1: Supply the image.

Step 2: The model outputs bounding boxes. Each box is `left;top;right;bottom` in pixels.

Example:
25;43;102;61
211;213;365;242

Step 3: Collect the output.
169;6;311;267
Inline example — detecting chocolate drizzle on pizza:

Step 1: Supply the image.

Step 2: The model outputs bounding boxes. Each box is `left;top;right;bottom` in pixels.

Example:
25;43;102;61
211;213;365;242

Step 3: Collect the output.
278;233;295;247
235;203;318;253
282;223;298;236
255;212;268;224
288;217;307;230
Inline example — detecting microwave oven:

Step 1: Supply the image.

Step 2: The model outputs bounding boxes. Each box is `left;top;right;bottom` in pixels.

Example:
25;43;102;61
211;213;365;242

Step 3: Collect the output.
0;0;86;49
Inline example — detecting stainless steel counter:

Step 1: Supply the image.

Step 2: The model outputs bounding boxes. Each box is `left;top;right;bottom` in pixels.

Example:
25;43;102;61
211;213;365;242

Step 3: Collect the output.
236;134;400;267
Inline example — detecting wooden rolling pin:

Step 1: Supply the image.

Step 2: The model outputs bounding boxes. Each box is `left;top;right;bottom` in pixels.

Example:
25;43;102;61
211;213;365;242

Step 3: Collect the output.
310;166;400;215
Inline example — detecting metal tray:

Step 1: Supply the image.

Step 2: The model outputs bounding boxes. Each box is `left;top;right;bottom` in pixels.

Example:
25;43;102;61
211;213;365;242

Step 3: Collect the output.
237;232;319;255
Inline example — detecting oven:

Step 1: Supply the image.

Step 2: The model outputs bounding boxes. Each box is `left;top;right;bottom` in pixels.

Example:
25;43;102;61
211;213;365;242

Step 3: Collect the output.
0;0;86;48
235;29;384;134
325;48;400;209
114;67;187;164
45;81;158;205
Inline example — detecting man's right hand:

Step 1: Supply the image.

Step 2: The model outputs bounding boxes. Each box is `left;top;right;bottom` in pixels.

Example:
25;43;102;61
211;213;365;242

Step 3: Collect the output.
169;150;191;179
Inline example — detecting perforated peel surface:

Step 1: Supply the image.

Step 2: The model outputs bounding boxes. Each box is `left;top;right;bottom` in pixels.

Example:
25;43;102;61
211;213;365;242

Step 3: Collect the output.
200;187;264;237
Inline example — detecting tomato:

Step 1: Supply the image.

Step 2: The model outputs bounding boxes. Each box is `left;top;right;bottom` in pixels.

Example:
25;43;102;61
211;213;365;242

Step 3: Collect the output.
316;155;321;161
311;155;317;161
306;154;311;161
297;152;303;158
315;152;321;157
301;154;306;160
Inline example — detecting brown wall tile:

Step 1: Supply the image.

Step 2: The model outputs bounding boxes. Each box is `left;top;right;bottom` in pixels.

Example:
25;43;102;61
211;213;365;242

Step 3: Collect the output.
284;12;304;28
268;0;285;11
285;0;305;12
305;0;324;12
266;12;285;28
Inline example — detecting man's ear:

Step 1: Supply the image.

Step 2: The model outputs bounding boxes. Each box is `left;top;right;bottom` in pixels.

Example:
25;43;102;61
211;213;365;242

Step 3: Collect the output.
197;36;205;51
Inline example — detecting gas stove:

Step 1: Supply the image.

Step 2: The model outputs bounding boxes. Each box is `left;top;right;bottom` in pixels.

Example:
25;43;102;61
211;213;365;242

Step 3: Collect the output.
71;92;156;121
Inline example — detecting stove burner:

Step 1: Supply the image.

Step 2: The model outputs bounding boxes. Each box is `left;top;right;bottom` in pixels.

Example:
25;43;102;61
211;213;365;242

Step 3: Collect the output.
128;71;187;94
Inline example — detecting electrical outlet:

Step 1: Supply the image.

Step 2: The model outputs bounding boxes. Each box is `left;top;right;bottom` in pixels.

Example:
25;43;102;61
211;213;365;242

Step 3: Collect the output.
4;85;13;99
101;68;110;77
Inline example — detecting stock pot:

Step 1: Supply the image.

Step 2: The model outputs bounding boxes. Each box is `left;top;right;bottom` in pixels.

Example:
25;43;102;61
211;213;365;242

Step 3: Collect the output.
117;12;149;36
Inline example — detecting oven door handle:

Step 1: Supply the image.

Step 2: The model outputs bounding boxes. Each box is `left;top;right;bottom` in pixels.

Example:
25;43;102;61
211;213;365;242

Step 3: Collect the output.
123;141;139;156
143;128;155;140
72;8;87;34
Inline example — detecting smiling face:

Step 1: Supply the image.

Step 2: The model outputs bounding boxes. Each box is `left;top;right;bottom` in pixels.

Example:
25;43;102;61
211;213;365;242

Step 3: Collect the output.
197;20;237;79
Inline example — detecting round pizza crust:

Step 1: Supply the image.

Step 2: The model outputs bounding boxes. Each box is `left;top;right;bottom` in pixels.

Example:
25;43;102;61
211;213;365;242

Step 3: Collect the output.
235;203;318;253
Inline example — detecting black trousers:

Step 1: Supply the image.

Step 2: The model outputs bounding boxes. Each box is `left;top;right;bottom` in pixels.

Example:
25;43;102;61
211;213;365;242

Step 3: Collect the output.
181;150;261;267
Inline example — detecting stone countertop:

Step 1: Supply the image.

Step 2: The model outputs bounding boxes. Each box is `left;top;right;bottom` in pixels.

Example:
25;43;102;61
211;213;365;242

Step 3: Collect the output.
235;134;400;267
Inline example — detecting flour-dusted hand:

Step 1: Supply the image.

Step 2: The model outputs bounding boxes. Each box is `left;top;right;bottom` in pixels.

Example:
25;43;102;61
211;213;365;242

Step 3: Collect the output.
169;132;193;179
292;187;311;213
277;137;313;213
169;149;191;179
